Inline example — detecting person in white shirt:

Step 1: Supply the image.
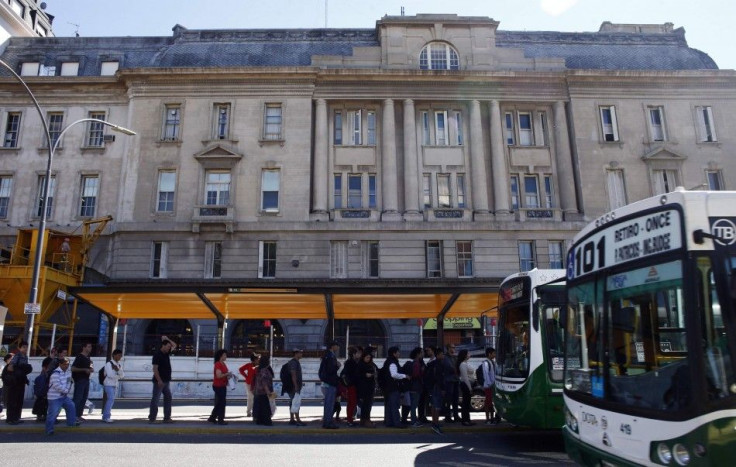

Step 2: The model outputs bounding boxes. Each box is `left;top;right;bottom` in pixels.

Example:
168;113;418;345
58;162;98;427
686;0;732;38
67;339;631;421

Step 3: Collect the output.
46;357;78;435
481;347;498;425
457;349;475;426
102;349;125;423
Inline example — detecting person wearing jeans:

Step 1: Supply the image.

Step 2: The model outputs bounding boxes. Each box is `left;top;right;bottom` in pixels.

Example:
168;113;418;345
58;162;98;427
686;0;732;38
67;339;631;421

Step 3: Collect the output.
148;338;175;423
45;357;77;435
101;349;124;423
319;341;341;429
71;342;93;421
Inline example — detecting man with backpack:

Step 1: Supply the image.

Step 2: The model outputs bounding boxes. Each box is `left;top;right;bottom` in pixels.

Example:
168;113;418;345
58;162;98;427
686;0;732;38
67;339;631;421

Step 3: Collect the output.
32;357;52;422
480;347;498;425
281;348;305;426
319;341;341;429
101;349;124;423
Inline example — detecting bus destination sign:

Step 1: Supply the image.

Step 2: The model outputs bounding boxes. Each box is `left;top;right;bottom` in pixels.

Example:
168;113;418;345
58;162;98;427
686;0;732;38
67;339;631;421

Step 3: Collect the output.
567;208;682;280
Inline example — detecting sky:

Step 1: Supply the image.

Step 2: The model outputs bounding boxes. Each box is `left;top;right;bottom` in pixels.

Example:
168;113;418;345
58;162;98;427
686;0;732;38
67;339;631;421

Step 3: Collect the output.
42;0;736;70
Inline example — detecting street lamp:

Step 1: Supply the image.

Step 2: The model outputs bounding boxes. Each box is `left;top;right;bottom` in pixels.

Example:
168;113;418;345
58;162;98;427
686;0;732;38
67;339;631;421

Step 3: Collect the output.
0;59;136;350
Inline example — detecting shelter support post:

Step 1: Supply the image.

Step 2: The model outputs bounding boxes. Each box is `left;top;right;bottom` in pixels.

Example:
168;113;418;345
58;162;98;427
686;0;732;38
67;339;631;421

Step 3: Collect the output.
436;293;460;349
106;316;119;358
325;293;334;342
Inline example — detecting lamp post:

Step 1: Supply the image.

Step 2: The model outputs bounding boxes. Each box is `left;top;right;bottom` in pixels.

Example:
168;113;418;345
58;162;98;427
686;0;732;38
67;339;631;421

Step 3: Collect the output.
0;59;136;350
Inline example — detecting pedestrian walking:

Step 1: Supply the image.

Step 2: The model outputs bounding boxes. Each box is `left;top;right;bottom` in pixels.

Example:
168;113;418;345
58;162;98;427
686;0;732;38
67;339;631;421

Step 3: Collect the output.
282;349;305;426
5;341;32;425
238;353;260;418
45;357;77;435
319;341;341;429
208;349;232;425
148;337;176;423
253;355;275;426
102;349;124;423
457;349;475;426
356;351;377;427
32;357;52;422
71;342;93;421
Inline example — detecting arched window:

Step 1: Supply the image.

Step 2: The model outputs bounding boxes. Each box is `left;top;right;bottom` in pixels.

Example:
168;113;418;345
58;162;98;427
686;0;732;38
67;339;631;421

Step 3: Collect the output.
327;320;388;358
419;42;459;70
144;319;194;355
231;319;285;357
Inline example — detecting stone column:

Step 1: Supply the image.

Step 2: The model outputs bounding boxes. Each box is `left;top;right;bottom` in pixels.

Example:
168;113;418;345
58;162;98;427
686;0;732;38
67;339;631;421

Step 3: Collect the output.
553;101;579;219
381;99;401;221
311;99;329;221
469;100;491;220
402;99;422;221
489;99;512;219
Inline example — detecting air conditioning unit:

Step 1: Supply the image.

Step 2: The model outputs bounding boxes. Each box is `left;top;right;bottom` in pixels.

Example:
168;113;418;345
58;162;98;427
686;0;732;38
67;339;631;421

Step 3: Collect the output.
103;134;116;143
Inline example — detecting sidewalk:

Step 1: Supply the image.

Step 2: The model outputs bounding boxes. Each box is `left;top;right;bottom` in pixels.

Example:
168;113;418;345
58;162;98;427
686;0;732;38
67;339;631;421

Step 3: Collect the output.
0;399;506;435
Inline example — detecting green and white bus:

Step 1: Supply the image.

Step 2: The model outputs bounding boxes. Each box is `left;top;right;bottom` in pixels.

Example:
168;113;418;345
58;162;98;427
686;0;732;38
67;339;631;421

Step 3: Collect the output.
563;188;736;466
495;268;567;429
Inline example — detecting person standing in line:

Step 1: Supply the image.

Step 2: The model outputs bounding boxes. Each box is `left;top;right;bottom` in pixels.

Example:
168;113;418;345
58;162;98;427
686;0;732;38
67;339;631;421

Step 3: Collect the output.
238;353;260;418
405;347;426;427
319;341;341;429
32;357;52;422
285;349;305;426
341;346;362;427
208;349;232;425
0;353;11;418
148;338;176;424
426;347;446;434
45;357;78;435
356;351;377;427
71;342;93;422
48;348;68;374
482;347;498;424
385;346;409;428
102;349;124;423
6;341;32;425
457;349;475;426
418;346;435;424
253;355;275;426
443;344;460;423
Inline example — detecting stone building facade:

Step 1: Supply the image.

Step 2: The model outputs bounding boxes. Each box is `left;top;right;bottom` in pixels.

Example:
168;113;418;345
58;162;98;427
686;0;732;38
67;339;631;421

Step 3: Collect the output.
0;14;733;355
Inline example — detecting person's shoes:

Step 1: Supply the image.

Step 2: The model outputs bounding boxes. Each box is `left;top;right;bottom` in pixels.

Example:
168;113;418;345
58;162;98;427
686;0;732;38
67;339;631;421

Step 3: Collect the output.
35;417;45;423
6;420;19;425
77;416;86;422
485;420;494;425
461;421;476;426
74;420;82;426
295;421;307;427
217;420;228;425
162;419;174;424
346;421;358;427
411;421;424;428
208;417;217;424
431;424;443;435
247;412;252;417
102;419;114;424
322;424;339;429
289;420;297;425
148;419;157;424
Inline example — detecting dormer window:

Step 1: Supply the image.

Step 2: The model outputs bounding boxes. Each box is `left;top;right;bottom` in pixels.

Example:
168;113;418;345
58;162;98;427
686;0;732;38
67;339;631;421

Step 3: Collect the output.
419;43;459;70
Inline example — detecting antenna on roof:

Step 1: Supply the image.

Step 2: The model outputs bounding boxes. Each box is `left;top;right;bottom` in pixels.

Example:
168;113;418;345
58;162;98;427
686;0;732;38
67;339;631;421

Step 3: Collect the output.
401;6;405;16
68;22;80;37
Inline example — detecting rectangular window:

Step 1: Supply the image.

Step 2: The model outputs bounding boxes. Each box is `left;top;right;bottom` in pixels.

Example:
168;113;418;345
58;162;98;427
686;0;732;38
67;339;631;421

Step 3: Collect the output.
204;242;222;279
162;105;180;141
36;175;55;218
334;174;342;209
334;111;343;145
87;111;106;147
263;104;282;140
205;171;231;206
20;62;39;76
38;64;55;76
426;240;443;278
457;174;466;209
79;175;99;217
505;112;515;145
536;111;548;146
600;106;619;142
348;110;361;145
454;111;464;146
214;104;230;140
706;170;723;190
434;111;448;146
258;241;276;278
151;241;168;279
60;62;79;76
363;241;379;278
695;106;717;142
0;176;12;218
47;112;63;148
648;106;666;141
368;174;377;209
456;241;473;278
423;174;432;208
11;0;25;18
606;169;627;210
348;174;362;209
524;176;539;208
367;111;376;145
548;241;564;269
544;175;554;208
157;171;176;212
437;174;451;208
330;241;348;278
510;175;520;210
518;112;533;146
421;111;430;145
261;169;280;212
3;112;21;148
100;61;119;76
653;169;679;195
518;241;535;272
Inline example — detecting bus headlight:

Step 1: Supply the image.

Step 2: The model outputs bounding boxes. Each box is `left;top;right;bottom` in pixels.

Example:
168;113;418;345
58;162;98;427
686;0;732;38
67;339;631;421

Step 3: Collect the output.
672;444;690;465
656;443;672;464
564;406;578;434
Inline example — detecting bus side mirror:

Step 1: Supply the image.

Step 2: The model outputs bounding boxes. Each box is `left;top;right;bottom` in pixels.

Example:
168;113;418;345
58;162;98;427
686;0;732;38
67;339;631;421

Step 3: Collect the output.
532;302;540;332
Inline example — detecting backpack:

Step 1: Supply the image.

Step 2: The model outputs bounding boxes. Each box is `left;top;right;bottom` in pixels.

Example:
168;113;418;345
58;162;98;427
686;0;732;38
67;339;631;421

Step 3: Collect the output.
98;361;111;385
476;360;487;387
280;361;293;394
377;361;391;391
34;371;49;398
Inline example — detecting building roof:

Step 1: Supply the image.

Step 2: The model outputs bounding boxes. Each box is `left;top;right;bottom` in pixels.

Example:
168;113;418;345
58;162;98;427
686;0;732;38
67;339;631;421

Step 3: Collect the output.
0;21;718;76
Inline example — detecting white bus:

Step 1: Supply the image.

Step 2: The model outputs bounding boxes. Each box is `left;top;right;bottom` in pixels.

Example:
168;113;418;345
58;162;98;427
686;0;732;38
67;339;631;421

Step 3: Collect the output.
563;188;736;466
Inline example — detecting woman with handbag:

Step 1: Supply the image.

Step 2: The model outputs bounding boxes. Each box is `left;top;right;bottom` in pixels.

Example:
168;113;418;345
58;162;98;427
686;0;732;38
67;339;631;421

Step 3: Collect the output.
208;349;232;425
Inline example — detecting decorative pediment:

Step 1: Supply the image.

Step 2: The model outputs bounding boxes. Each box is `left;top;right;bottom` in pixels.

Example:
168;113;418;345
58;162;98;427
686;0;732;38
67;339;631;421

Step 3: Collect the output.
640;146;687;161
193;144;243;168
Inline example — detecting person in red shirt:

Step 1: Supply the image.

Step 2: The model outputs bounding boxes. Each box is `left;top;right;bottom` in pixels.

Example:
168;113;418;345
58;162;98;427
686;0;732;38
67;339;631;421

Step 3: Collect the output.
208;349;232;425
239;354;260;418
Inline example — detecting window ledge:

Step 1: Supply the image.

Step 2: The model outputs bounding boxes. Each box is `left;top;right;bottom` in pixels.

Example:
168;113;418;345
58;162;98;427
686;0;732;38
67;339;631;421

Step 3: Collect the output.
0;146;21;152
202;138;239;145
80;146;106;154
695;141;721;147
258;210;281;217
598;141;625;148
156;139;182;147
258;138;285;147
37;147;63;154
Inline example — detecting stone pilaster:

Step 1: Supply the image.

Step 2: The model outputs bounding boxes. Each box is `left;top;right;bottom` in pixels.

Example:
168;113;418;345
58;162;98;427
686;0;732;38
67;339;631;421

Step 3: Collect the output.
402;99;422;221
553;101;579;220
381;99;401;221
311;98;329;221
469;99;492;221
490;99;512;220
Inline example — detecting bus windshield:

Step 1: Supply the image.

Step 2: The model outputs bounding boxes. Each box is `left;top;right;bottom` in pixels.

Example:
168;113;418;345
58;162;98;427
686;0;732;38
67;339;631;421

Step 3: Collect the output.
497;277;531;379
